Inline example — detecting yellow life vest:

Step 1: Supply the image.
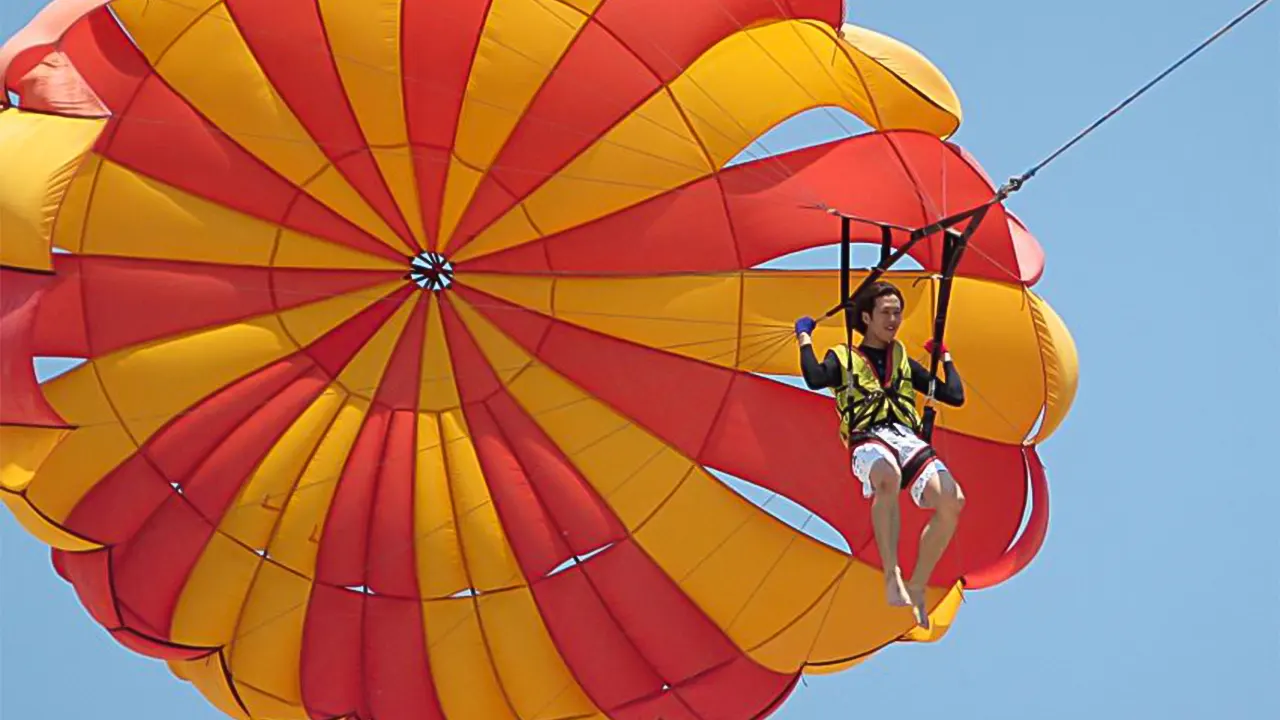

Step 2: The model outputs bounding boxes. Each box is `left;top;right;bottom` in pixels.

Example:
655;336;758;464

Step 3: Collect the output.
830;341;921;443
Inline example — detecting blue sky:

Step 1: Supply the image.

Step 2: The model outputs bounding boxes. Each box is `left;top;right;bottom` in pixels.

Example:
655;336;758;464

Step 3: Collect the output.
3;1;1277;718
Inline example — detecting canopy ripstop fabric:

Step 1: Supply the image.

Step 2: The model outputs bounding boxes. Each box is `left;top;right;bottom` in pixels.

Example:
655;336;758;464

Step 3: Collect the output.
0;1;1078;719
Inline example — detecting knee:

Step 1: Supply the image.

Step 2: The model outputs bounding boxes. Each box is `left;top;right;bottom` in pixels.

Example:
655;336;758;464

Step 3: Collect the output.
869;460;902;497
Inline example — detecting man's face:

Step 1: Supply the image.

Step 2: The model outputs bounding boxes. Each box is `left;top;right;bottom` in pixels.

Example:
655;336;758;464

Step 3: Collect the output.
864;294;903;340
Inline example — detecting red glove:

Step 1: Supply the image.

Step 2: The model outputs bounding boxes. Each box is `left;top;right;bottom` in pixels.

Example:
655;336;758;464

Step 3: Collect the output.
924;339;948;355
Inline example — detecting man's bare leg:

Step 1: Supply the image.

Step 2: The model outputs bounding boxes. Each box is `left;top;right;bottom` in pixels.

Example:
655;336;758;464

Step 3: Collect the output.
907;468;965;628
869;461;911;607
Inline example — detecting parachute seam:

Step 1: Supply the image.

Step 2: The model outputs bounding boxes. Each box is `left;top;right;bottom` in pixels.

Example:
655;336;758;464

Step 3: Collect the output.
61;115;208;573
440;1;595;256
451;285;829;700
474;390;687;718
2;477;99;549
221;381;346;670
430;310;525;718
131;0;423;258
297;285;417;403
445;7;823;261
839;32;959;137
353;415;397;717
42;149;95;259
829;44;946;230
771;13;959;244
736;562;847;656
127;0;219;67
460;415;570;717
92;0;838;255
642;62;748;286
664;7;829;187
266;0;421;253
106;362;324;654
1026;290;1059;444
732;269;747;368
455;287;820;548
208;647;253;719
101;2;409;260
486;404;792;719
99;551;210;653
223;676;298;714
429;0;494;250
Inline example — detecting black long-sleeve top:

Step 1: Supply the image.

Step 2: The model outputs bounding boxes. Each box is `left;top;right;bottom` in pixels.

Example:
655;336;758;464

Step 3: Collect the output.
799;343;965;406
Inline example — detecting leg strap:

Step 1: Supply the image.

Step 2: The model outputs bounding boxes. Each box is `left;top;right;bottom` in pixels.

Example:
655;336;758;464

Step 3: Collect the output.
899;445;937;491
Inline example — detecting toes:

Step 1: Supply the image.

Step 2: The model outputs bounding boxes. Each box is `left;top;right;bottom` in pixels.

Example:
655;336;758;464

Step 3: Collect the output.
911;601;930;628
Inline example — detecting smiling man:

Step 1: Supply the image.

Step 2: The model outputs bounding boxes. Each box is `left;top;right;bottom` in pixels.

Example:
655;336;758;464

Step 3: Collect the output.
793;281;967;628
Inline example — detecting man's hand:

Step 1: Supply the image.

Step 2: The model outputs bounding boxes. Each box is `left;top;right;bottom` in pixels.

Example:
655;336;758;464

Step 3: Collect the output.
924;338;951;362
794;316;816;345
794;316;816;347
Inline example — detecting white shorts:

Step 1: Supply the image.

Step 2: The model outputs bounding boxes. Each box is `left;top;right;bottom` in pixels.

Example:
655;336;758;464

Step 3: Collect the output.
850;424;948;508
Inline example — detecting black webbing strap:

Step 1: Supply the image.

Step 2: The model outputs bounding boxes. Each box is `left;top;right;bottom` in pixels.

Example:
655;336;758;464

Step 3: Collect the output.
919;205;991;442
824;196;997;443
819;198;999;322
837;216;856;435
839;216;854;359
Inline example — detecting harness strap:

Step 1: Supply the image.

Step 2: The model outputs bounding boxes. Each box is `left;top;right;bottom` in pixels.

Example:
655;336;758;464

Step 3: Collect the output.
920;208;990;442
848;428;936;491
837;348;920;438
900;445;938;491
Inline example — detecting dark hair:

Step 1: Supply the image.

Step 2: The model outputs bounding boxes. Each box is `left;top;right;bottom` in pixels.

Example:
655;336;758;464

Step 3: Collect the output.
852;281;904;334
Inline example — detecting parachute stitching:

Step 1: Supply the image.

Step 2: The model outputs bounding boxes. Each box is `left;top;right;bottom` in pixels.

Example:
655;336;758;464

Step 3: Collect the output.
291;0;421;253
732;270;747;367
452;287;813;578
124;366;328;653
584;6;803;187
222;389;346;650
475;391;693;718
430;312;528;717
208;648;254;719
450;297;763;716
22;373;709;655
36;327;794;433
795;563;852;667
442;3;842;258
438;0;598;256
429;0;494;250
698;1;864;166
60;128;215;564
723;507;824;635
430;407;521;710
121;0;219;67
837;27;960;135
733;562;846;656
353;417;402;716
1026;290;1059;444
1;475;97;547
101;0;847;235
85;110;817;231
42;154;98;258
783;15;884;133
103;3;416;259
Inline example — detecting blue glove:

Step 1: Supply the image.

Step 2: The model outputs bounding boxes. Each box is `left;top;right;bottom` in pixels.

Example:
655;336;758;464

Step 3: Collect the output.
794;316;816;336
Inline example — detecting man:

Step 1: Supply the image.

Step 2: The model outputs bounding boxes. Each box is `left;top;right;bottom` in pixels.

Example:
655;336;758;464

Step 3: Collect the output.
794;280;966;629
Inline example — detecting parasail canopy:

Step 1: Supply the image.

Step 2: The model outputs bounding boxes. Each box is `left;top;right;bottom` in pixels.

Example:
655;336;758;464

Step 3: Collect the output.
0;1;1077;719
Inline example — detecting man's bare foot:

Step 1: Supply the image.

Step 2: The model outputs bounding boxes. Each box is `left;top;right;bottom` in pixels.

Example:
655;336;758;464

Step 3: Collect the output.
885;570;911;607
907;585;930;629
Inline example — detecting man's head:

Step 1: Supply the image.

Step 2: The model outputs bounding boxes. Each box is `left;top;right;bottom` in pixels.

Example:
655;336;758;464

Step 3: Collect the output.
853;281;905;346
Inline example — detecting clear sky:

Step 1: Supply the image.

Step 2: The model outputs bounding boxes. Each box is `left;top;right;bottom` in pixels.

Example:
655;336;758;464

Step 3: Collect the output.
3;1;1277;719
